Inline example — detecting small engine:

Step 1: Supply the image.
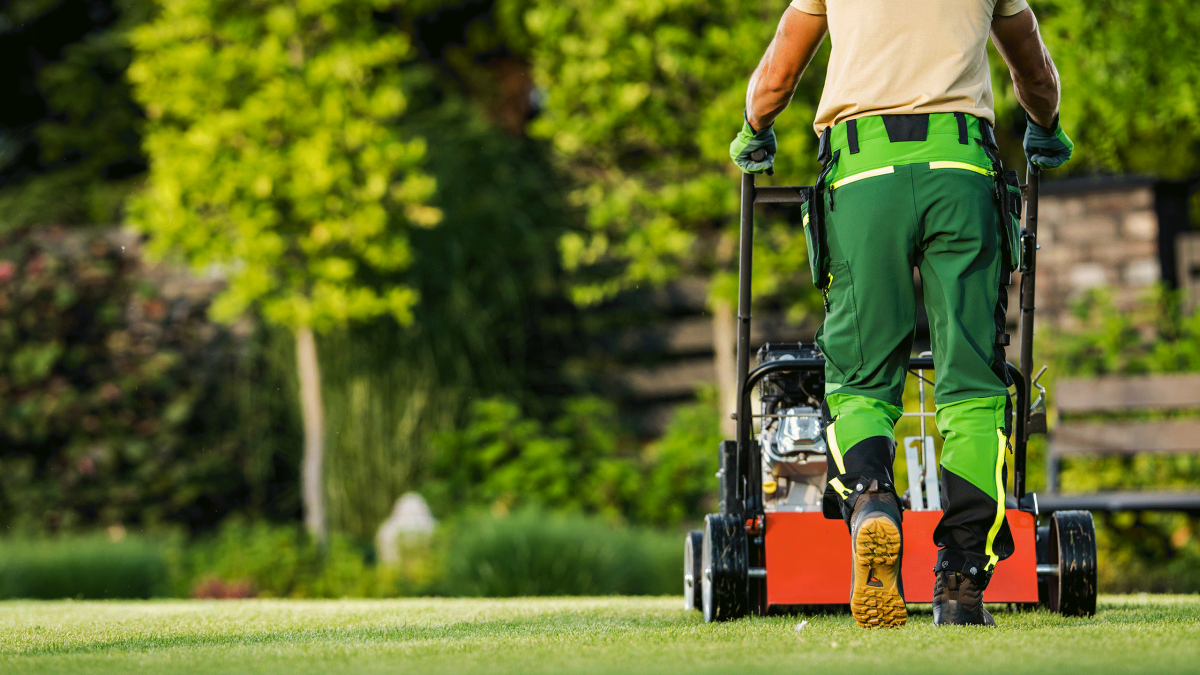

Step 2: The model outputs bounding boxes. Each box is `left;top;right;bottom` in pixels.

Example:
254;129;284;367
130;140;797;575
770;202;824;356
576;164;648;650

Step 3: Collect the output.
756;343;828;512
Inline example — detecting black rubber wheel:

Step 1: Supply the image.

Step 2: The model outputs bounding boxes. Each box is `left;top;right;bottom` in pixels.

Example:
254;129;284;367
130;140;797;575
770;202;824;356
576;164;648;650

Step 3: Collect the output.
1035;524;1051;608
701;513;748;622
684;530;703;611
1048;510;1098;617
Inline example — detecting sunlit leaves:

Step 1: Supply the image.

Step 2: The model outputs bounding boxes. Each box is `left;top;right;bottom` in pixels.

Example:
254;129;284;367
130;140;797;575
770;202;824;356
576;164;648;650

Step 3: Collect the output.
128;0;437;331
1037;0;1200;177
526;0;826;317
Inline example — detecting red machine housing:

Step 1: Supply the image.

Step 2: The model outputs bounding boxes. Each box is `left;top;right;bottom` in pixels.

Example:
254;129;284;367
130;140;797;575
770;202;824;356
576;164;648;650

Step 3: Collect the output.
764;509;1039;606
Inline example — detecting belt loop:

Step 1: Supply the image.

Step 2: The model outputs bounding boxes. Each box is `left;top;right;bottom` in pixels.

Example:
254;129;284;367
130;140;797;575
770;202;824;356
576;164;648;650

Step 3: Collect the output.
818;127;832;165
955;112;968;145
847;118;860;154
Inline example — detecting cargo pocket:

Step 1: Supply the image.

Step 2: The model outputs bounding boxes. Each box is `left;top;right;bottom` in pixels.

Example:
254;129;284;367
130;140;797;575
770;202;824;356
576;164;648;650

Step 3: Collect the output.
1000;171;1023;273
800;188;827;289
821;260;862;381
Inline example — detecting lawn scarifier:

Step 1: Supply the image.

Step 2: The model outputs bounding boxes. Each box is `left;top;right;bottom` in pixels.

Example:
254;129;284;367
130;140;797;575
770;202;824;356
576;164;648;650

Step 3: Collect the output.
684;166;1098;621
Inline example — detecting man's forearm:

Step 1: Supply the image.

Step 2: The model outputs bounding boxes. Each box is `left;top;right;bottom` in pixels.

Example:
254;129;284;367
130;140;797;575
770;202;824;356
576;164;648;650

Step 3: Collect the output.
992;9;1060;127
1010;51;1059;128
746;8;827;131
747;57;799;131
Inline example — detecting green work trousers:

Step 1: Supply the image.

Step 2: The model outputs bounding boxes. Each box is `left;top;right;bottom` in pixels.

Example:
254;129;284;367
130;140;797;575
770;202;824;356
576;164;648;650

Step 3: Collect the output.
809;113;1016;587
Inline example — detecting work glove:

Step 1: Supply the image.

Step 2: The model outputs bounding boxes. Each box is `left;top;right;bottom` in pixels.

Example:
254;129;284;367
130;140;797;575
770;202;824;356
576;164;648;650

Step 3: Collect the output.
1023;113;1074;171
729;111;776;175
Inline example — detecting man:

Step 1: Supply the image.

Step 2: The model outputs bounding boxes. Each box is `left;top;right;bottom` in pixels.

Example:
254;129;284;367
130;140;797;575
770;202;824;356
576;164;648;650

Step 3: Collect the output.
729;1;1073;627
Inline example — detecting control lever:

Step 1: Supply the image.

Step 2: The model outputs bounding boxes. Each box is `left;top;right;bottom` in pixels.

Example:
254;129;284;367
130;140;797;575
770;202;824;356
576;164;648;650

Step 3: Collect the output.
1027;365;1048;436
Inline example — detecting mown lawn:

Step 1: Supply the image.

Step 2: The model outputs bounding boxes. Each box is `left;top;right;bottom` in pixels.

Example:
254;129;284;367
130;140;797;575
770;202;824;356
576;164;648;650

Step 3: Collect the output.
1;595;1198;674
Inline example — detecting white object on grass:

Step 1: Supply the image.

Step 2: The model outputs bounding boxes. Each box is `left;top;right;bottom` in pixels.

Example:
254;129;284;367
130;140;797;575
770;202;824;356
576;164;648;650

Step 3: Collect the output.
375;492;436;564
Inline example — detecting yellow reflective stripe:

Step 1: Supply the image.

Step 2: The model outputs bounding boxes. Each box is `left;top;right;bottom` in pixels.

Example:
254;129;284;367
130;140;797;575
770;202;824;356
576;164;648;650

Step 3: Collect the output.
830;165;894;190
829;477;853;498
803;213;810;228
827;422;848;474
928;161;993;176
984;429;1008;570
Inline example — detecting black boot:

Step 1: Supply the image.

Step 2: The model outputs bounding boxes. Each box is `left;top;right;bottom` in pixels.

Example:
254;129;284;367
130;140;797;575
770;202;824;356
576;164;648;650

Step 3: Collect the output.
848;479;906;628
932;570;995;626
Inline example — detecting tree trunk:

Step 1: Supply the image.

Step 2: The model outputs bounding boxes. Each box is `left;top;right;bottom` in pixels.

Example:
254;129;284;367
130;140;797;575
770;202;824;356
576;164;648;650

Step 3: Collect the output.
713;229;738;440
713;298;737;440
295;326;327;546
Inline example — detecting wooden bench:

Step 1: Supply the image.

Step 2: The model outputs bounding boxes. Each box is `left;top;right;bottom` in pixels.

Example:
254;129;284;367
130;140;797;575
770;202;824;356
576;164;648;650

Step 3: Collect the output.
1041;372;1200;514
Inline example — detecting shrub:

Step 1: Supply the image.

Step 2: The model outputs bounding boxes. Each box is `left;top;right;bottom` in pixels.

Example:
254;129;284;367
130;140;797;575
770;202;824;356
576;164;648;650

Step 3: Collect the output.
1048;286;1200;592
0;227;302;533
635;387;722;525
426;397;643;521
176;518;418;598
436;508;679;597
0;535;169;599
427;393;719;527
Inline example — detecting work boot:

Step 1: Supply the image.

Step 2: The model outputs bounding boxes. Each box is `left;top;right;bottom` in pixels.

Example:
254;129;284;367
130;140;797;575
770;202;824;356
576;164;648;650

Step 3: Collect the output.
849;479;906;628
932;570;995;626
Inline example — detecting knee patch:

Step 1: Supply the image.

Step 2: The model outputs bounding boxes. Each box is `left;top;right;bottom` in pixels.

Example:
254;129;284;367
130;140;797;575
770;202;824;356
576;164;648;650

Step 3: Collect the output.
933;395;1015;581
822;393;903;521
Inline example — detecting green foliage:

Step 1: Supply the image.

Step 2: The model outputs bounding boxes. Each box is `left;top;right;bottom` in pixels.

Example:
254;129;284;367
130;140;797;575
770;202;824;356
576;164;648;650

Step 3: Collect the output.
170;512;679;599
0;535;169;599
0;0;151;229
393;0;539;113
426;397;641;521
176;518;409;598
634;388;722;524
1051;286;1200;376
128;0;438;330
1096;511;1200;593
707;218;823;324
0;227;302;532
526;0;825;315
436;508;678;597
1037;0;1200;178
318;88;572;541
427;392;718;527
1048;287;1200;592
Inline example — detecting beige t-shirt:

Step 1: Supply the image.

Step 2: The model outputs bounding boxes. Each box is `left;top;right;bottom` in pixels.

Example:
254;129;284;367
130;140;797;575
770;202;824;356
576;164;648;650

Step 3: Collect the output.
790;0;1029;134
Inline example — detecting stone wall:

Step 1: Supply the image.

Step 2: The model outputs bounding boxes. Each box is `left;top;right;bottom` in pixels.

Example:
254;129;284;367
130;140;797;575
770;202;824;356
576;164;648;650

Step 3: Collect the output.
1009;179;1160;330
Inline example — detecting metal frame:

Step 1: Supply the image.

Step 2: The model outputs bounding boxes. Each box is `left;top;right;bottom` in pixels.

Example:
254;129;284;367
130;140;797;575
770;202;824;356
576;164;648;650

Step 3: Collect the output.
731;169;1044;524
698;166;1108;620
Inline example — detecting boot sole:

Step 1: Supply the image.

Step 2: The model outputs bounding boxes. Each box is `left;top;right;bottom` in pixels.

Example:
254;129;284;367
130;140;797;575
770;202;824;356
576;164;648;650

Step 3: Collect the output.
851;516;907;628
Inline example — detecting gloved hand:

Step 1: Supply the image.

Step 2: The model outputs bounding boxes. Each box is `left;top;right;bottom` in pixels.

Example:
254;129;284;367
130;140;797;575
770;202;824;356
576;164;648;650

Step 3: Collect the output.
730;111;776;175
1023;113;1074;171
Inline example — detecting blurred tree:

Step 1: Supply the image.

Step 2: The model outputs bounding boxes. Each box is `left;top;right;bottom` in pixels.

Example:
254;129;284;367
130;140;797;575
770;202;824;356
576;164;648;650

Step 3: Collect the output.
127;0;439;544
0;0;150;228
1035;0;1200;178
524;0;825;433
0;229;302;533
318;88;576;540
396;0;539;134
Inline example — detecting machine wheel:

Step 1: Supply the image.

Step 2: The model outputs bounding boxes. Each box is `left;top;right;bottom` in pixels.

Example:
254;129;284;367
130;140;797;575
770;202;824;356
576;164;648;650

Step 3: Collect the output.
684;530;703;611
1047;510;1098;617
701;513;748;622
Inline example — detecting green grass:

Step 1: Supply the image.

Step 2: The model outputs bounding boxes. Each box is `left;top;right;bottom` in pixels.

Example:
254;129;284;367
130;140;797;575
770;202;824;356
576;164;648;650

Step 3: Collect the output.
1;596;1198;674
